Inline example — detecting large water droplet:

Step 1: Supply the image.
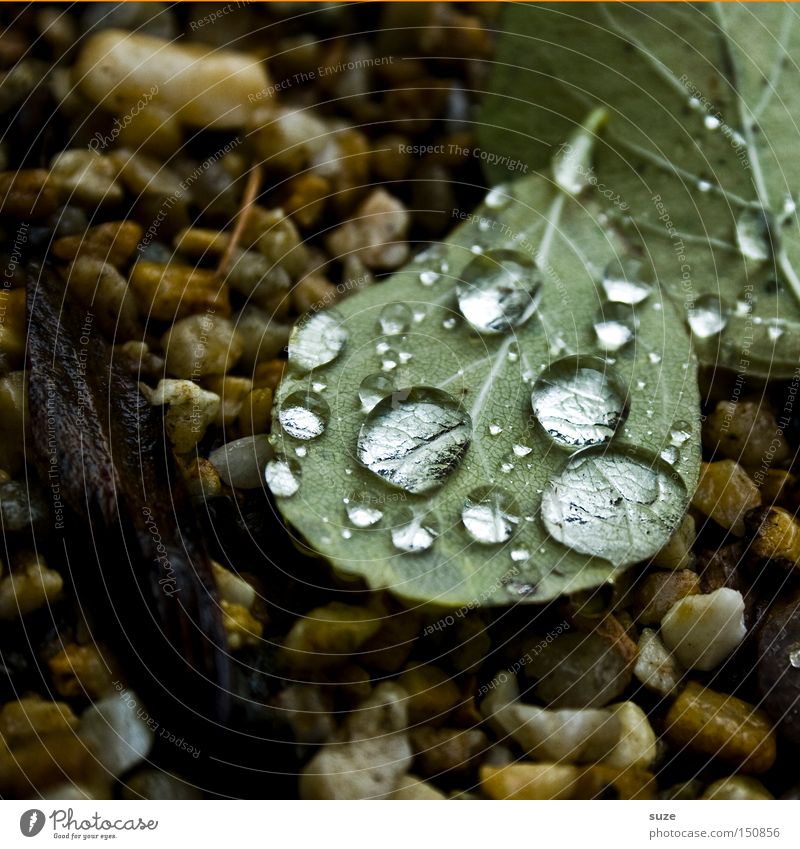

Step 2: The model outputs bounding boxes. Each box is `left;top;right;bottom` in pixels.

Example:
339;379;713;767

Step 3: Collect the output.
391;508;439;553
541;447;686;563
278;390;330;440
456;249;543;334
593;302;637;352
287;310;347;373
688;294;729;338
736;208;775;261
357;386;472;494
379;303;412;335
670;421;692;446
358;373;395;413
265;455;301;498
531;356;628;448
344;491;383;528
601;258;653;305
462;486;521;544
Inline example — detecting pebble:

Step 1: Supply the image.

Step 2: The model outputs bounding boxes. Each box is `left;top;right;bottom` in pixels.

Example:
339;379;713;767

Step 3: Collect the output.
0;371;28;475
75;29;268;129
397;664;461;726
140;379;220;453
235;305;292;370
220;600;262;650
692;460;761;536
203;375;253;426
410;727;488;778
480;762;655;800
0;169;59;218
275;684;336;746
665;682;776;773
121;769;203;800
282;601;383;675
651;513;696;570
326;188;410;270
633;569;701;625
160;314;243;378
757;593;800;745
65;256;139;338
748;506;800;566
78;692;155;778
48;645;115;700
0;553;63;620
131;262;230;322
299;683;413;799
704;400;789;469
660;587;746;671
0;481;49;533
0;696;78;744
238;387;273;437
49;150;123;206
53;220;143;266
633;628;685;696
389;775;446;800
209;434;272;490
701;776;774;800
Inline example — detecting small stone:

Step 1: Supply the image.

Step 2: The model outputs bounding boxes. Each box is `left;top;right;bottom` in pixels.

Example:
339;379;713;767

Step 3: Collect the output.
0;169;58;218
160;313;242;378
701;776;773;800
299;683;413;800
0;481;49;533
79;691;155;777
0;553;63;620
53;220;143;267
275;684;336;746
235;305;292;370
221;600;262;650
692;460;761;536
49;150;122;205
121;769;203;800
397;664;461;726
665;681;776;773
211;562;256;610
757;593;800;745
357;608;420;673
131;263;230;322
747;506;800;566
632;569;701;625
203;375;253;426
661;587;746;671
633;628;685;696
0;697;78;745
282;601;383;674
389;775;446;800
209;435;272;490
704;400;789;469
140;379;220;453
326;188;410;270
48;645;115;700
650;513;696;570
410;727;488;778
64;256;139;337
238;387;274;437
0;370;28;474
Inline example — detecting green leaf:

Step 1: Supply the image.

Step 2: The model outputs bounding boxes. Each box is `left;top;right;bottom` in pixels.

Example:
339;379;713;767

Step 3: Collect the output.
479;1;800;378
269;171;701;607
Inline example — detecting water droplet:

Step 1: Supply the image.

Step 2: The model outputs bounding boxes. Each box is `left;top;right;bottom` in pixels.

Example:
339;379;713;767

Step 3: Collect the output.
381;349;400;372
470;244;484;255
420;270;439;287
379;303;412;335
688;294;729;338
500;462;514;473
660;445;679;465
287;310;347;373
601;258;653;305
670;422;692;447
541;447;686;563
507;345;520;363
736;208;775;261
462;486;521;544
391;508;439;553
648;352;662;365
295;445;308;458
341;529;352;540
456;249;543;335
312;380;327;393
358;373;395;413
486;186;510;210
552;107;607;195
442;316;457;330
510;548;530;562
344;491;383;528
767;320;785;342
593;302;637;352
489;423;503;436
504;580;536;597
789;646;800;668
696;179;712;193
513;443;532;457
704;114;721;130
279;390;330;440
357;387;472;494
531;356;628;448
375;339;391;355
413;308;427;324
265;455;301;498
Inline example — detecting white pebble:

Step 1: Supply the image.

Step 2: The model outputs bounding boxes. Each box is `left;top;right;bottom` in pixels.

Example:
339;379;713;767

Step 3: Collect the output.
660;587;746;671
79;692;154;778
633;627;685;695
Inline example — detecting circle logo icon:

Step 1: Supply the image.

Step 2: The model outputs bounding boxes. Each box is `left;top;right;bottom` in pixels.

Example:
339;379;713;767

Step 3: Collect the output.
20;810;45;837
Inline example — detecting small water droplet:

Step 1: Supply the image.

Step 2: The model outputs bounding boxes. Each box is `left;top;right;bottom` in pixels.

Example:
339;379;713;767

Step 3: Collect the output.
504;580;536;597
470;244;484;255
442;316;457;330
601;258;653;305
420;270;439;287
767;320;785;342
593;302;637;352
736;207;775;261
341;529;352;540
513;443;532;457
381;349;400;372
462;486;521;544
660;445;679;465
485;185;510;209
489;423;503;436
288;310;347;373
789;646;800;668
507;344;520;363
541;446;686;563
552;107;607;195
648;351;662;364
704;114;721;130
279;390;330;440
688;294;729;338
391;508;439;553
510;548;530;562
295;445;308;458
670;421;692;447
500;462;514;473
413;308;427;324
456;249;543;335
265;455;301;498
311;380;327;393
357;387;472;494
359;373;395;413
379;303;412;335
344;490;383;528
532;356;628;448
